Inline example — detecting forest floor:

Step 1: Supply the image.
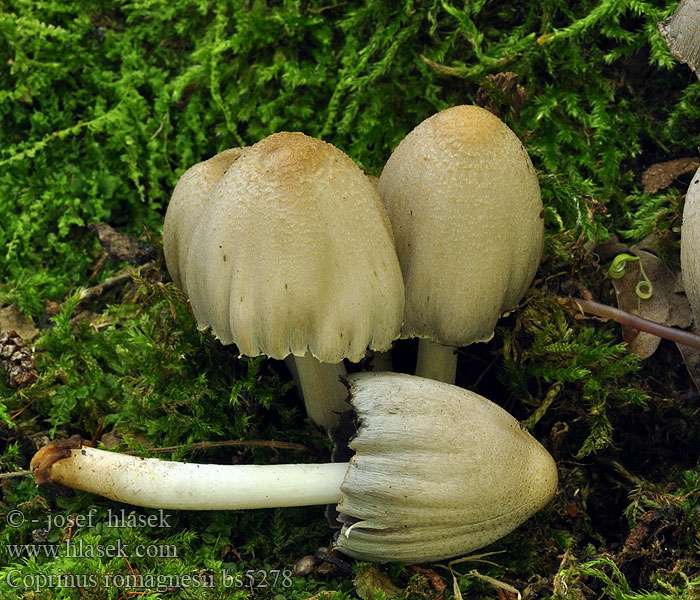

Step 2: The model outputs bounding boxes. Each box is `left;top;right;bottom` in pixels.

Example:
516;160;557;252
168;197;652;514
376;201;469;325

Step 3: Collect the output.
1;1;699;599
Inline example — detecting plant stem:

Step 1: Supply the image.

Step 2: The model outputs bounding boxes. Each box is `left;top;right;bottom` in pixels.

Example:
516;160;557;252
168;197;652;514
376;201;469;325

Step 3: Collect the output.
573;297;700;350
293;354;350;430
31;443;347;510
134;439;318;456
522;382;563;431
415;339;457;383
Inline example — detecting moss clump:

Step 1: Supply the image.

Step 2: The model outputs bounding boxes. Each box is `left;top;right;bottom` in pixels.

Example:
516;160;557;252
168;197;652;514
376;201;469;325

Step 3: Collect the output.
2;1;700;599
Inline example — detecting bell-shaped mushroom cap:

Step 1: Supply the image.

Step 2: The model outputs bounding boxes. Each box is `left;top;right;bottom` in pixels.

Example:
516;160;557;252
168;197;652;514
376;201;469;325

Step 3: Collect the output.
682;167;700;324
377;105;544;347
180;132;405;363
334;372;558;564
163;148;248;294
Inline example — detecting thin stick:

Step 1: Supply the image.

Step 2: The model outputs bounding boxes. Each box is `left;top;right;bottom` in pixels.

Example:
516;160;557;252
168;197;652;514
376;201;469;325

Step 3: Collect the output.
573;297;700;350
127;439;319;457
78;263;153;304
0;470;32;479
522;382;563;431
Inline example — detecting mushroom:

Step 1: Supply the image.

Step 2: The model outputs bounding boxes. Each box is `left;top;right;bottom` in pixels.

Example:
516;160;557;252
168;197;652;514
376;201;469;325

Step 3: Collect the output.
32;372;558;564
377;105;544;383
163;132;405;429
163;147;249;295
682;167;700;324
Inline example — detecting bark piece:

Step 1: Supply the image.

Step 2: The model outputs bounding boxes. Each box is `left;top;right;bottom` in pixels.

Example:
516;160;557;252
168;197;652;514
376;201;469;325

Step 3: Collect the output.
0;330;39;389
88;222;157;265
641;158;700;194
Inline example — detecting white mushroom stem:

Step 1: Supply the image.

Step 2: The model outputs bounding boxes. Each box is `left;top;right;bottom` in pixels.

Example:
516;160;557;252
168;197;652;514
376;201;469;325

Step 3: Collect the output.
415;340;457;384
293;354;349;430
33;445;347;510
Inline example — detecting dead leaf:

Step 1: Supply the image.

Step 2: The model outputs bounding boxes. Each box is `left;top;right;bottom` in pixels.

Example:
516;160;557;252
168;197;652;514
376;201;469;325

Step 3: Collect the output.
593;234;629;263
658;0;700;81
410;566;447;599
100;430;123;449
610;249;693;359
597;239;700;388
88;222;157;265
641;158;700;194
0;304;39;342
354;566;401;600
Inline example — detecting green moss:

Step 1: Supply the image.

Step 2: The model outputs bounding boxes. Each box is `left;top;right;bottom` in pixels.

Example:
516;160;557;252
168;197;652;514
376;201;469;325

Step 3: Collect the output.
2;0;700;599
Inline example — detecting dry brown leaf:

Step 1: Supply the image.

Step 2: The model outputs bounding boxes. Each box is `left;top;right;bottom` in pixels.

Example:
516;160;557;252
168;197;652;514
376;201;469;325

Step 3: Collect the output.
0;304;39;342
641;158;700;194
610;249;692;359
88;222;157;265
354;566;402;600
600;238;700;389
592;234;629;263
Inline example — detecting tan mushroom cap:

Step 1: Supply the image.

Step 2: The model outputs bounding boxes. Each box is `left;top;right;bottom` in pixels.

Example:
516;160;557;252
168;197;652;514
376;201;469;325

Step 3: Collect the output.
682;167;700;324
163;147;248;294
334;372;558;563
175;132;404;363
377;105;544;347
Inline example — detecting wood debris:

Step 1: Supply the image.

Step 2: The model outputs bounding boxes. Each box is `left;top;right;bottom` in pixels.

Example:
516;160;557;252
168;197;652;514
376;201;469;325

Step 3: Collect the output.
0;330;38;389
641;157;700;194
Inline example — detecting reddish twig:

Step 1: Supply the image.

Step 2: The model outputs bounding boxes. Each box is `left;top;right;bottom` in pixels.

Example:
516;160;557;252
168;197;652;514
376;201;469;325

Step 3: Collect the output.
573;297;700;350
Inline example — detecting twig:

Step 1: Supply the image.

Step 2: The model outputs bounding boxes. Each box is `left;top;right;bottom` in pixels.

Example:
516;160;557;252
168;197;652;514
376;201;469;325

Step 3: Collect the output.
0;470;32;480
125;439;319;457
78;263;153;304
573;297;700;350
88;251;109;280
594;457;646;490
522;382;563;431
306;2;346;14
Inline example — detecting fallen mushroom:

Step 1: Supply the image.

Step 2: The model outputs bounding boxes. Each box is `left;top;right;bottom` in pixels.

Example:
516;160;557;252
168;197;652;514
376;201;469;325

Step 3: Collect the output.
32;372;557;564
682;167;700;324
377;105;544;383
163;132;405;429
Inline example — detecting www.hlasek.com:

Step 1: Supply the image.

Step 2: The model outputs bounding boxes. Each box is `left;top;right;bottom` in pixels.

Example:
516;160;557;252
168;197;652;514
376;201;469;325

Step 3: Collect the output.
5;508;177;560
5;508;293;592
5;569;294;593
6;538;177;559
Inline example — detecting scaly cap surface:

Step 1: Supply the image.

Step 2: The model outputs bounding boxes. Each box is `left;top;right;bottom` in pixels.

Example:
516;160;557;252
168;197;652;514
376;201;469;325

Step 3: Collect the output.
179;132;404;362
163;148;248;294
377;105;544;346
